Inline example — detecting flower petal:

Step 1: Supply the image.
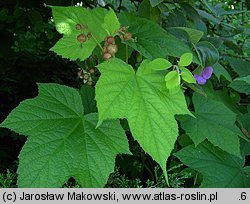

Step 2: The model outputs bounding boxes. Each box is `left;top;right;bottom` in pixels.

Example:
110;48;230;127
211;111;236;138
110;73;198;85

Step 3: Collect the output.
202;66;213;80
194;74;207;85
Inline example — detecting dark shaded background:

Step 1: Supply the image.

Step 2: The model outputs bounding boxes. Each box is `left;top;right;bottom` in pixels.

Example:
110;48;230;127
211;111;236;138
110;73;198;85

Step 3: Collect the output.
0;0;82;173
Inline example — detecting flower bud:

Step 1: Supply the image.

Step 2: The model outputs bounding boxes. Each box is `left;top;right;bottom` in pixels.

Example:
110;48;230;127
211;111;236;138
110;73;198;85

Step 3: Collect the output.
75;24;82;30
102;52;112;60
87;32;92;39
77;33;87;43
88;68;95;74
106;44;118;54
105;36;115;44
123;32;132;41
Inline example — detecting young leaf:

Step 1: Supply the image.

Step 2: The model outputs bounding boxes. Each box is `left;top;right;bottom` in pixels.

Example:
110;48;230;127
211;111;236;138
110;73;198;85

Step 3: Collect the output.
147;58;172;71
164;71;181;90
180;93;242;158
50;6;107;61
167;85;181;95
179;53;193;67
102;8;120;36
0;83;130;187
175;141;250;187
95;58;191;181
180;67;196;83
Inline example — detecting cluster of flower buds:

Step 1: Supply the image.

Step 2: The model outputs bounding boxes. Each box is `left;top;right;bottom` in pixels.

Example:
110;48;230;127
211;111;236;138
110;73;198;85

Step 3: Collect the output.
75;23;92;44
77;67;95;85
102;36;118;61
118;26;134;41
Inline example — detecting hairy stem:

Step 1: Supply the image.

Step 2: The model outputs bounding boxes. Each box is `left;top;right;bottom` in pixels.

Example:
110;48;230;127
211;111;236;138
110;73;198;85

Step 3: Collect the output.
92;34;104;53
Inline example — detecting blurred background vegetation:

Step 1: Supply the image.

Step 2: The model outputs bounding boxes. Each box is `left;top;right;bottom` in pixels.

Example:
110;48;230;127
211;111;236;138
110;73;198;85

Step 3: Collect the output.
0;0;249;187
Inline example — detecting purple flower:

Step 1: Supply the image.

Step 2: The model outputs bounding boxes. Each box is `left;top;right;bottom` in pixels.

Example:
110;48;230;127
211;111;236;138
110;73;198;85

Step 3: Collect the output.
194;66;213;85
202;66;213;79
194;74;207;85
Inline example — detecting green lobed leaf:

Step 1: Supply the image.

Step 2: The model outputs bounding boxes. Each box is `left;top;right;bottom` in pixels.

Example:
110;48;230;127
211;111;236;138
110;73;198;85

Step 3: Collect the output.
50;6;107;61
95;58;191;181
51;35;98;61
175;141;250;187
102;8;120;36
180;67;196;84
180;93;242;158
229;75;250;95
202;87;240;115
79;84;97;114
0;83;130;187
179;53;193;67
119;13;200;64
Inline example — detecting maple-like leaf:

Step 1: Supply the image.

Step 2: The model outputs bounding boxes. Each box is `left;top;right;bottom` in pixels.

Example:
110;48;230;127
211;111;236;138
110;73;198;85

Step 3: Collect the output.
95;58;191;180
0;83;130;187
